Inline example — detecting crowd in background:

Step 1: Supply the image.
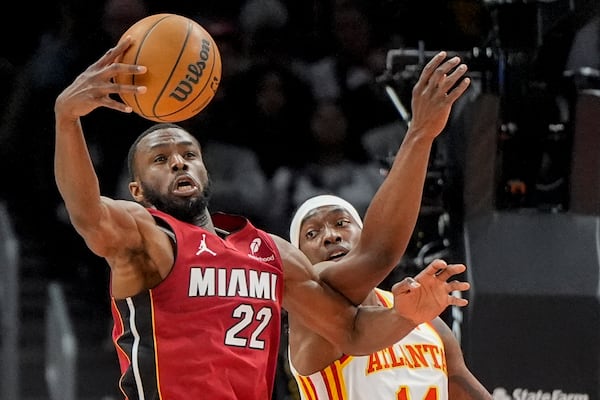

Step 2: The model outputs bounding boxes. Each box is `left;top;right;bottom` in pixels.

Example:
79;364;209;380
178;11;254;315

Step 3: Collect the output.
0;0;599;397
0;0;487;298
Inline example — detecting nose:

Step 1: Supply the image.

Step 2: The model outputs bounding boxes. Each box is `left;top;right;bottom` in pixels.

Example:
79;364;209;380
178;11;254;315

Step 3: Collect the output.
170;154;188;171
322;225;342;245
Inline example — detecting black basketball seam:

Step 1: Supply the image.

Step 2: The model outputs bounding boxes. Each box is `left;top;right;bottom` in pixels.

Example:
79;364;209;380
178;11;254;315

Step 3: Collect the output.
151;16;192;121
132;14;172;120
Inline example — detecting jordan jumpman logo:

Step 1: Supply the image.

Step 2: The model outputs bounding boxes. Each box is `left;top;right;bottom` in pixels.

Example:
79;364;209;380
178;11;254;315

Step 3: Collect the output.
196;233;217;256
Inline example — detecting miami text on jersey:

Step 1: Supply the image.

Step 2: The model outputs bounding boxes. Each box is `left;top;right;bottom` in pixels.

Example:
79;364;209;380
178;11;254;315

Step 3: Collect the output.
188;267;278;300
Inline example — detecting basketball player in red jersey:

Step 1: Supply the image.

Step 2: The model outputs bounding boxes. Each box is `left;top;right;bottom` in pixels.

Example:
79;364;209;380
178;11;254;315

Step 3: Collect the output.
288;195;492;400
54;36;471;400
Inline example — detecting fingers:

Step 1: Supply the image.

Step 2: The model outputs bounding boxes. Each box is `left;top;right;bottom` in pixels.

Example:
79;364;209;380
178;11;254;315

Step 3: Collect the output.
439;63;470;100
431;58;469;97
99;96;135;113
440;263;467;280
104;64;147;108
444;281;470;308
447;280;470;292
444;279;470;308
390;277;421;295
417;51;448;84
96;36;132;67
418;259;448;278
445;76;471;102
414;51;470;100
449;293;469;307
100;42;148;102
115;62;148;74
415;51;460;88
95;36;147;81
419;259;466;281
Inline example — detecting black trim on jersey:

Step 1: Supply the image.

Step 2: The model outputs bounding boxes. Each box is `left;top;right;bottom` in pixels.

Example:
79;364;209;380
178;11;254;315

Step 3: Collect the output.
114;292;159;400
152;215;177;258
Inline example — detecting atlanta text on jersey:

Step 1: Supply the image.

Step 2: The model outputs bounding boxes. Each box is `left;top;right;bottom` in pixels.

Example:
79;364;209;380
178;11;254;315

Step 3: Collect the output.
366;342;447;374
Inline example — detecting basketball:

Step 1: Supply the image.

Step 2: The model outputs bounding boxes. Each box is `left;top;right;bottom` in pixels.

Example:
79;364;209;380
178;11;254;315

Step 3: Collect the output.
115;13;222;122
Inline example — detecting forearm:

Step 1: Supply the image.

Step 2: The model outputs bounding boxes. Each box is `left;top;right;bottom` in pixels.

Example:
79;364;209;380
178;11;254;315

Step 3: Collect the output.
54;114;103;225
449;376;493;400
358;131;434;270
317;132;435;304
328;52;469;297
341;305;419;356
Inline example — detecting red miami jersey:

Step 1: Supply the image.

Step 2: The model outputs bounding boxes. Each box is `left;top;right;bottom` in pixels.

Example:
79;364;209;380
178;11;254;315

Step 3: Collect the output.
111;209;284;400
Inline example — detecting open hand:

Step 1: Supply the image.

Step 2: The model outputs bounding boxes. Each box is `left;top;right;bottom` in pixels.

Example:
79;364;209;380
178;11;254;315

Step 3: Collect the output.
390;259;469;325
54;36;147;120
408;51;471;141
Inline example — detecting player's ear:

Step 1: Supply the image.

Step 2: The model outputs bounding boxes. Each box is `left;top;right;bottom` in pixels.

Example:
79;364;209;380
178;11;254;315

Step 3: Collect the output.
129;181;143;202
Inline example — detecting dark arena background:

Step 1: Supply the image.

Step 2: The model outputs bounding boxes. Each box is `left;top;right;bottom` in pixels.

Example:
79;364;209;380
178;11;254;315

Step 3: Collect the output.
1;0;598;399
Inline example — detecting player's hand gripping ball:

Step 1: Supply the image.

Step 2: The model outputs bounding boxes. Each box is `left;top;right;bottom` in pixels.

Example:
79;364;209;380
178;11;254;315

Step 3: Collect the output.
115;13;222;122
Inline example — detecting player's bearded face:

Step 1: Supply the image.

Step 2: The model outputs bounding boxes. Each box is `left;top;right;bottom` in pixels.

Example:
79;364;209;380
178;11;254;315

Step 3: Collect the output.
141;178;212;224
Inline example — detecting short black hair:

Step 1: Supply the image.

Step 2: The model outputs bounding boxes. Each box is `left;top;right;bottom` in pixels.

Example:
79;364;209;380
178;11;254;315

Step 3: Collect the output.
127;123;185;181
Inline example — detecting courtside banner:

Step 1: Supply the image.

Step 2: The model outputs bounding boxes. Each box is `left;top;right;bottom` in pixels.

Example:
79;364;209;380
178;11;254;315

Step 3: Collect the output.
462;211;599;400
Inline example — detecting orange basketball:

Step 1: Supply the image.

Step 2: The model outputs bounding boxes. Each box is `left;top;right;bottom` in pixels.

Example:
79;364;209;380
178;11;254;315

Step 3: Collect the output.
115;13;222;122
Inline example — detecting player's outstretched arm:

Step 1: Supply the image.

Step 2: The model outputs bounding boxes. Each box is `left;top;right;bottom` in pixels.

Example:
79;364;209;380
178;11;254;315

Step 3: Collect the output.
280;237;469;355
339;260;469;355
319;52;471;304
55;38;146;222
54;38;148;255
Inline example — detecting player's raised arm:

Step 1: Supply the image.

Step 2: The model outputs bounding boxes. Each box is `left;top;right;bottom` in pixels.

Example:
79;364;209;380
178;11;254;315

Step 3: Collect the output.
318;51;471;304
54;38;147;256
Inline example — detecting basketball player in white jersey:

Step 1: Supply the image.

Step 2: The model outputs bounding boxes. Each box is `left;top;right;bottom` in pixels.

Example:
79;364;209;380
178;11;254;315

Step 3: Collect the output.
288;195;492;400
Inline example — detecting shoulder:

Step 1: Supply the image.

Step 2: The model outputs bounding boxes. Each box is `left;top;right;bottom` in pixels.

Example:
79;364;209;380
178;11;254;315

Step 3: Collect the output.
84;198;153;255
430;316;453;335
269;234;322;286
270;234;306;268
429;317;461;350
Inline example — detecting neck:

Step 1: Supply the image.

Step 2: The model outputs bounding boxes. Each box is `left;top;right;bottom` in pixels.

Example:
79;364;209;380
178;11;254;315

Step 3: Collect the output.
192;208;212;227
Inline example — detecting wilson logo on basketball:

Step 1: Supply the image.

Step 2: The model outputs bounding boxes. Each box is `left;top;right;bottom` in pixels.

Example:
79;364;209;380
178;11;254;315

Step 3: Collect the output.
116;13;223;122
169;38;215;102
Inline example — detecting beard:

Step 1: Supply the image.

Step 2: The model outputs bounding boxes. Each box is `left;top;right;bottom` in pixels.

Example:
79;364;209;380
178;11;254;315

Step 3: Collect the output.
141;178;212;224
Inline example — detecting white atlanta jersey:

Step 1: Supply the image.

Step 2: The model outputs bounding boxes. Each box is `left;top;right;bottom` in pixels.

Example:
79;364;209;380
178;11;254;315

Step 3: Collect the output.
290;288;448;400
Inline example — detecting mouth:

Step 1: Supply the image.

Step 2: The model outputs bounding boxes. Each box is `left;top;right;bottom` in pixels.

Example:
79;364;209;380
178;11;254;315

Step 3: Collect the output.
172;175;199;196
326;248;349;261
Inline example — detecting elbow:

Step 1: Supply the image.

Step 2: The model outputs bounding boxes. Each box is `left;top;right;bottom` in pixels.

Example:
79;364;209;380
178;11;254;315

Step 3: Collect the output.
335;306;417;357
335;334;371;357
333;309;380;357
336;332;385;357
326;309;367;356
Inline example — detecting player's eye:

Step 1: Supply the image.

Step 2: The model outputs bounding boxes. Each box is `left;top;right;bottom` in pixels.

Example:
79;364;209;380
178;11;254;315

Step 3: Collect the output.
336;219;350;227
305;229;318;240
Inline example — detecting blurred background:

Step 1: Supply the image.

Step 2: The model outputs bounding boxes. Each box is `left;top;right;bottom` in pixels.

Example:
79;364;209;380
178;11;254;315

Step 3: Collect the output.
1;0;599;399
